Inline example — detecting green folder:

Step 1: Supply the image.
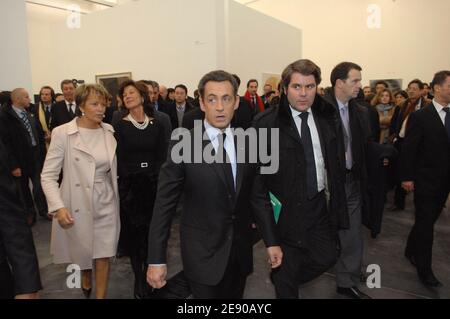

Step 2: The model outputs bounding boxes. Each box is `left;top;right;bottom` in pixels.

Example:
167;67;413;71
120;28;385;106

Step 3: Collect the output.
269;192;282;224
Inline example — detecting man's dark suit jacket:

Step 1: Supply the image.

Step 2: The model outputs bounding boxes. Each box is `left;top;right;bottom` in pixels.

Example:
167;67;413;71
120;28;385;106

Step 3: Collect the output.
400;104;450;197
253;94;348;246
147;124;278;286
0;104;46;176
160;102;194;129
50;100;75;130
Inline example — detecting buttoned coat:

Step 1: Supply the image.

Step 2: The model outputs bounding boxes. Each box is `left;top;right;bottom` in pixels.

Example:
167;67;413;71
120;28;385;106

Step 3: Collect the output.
41;119;120;269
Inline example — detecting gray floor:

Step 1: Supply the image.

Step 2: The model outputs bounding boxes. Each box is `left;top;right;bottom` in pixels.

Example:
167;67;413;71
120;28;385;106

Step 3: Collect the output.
32;192;450;299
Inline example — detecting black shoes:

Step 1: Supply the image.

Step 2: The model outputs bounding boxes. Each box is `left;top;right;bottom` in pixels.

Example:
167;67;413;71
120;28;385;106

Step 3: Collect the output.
337;287;372;299
82;287;92;299
419;272;442;288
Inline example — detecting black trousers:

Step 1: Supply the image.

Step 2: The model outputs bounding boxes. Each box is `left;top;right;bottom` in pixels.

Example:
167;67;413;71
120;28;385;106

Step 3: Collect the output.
19;147;48;217
272;192;337;299
188;244;247;299
406;189;449;276
0;208;42;295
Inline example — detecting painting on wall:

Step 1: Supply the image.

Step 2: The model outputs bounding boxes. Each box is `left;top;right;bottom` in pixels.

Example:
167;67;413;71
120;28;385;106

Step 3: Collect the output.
262;73;281;93
370;79;403;93
95;72;132;98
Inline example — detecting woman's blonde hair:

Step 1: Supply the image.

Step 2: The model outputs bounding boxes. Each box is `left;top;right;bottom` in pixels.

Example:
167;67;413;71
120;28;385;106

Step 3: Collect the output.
75;84;110;116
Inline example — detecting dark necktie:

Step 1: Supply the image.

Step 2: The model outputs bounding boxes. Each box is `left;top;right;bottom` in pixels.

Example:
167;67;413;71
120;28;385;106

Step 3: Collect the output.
217;133;235;193
45;105;51;125
252;97;257;108
444;107;450;142
299;112;318;199
68;103;75;118
19;110;37;146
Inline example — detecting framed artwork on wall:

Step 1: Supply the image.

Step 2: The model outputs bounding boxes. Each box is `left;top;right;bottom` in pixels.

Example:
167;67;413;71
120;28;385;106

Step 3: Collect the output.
95;72;132;98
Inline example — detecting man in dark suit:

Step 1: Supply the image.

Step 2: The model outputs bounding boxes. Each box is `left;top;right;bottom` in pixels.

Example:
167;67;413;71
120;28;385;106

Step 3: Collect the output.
323;62;372;299
34;86;55;149
147;70;282;299
0;88;47;224
0;139;42;299
160;84;194;129
50;79;77;130
254;59;347;299
401;70;450;287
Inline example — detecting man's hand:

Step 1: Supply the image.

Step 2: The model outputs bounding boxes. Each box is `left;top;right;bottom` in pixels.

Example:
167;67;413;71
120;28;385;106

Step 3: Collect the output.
402;181;415;193
55;208;74;229
11;168;22;177
147;265;167;289
267;246;283;269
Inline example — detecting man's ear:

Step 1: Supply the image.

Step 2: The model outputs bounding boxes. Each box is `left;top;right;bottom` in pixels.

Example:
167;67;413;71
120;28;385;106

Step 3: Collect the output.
199;97;206;112
234;95;240;110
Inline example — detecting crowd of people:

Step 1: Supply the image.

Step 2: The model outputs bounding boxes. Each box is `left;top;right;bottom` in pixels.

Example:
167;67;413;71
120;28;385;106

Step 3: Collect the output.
0;61;449;299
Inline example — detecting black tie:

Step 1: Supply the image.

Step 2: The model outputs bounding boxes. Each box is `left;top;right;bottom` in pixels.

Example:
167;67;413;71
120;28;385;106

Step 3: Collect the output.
299;112;318;199
45;105;51;125
444;107;450;142
217;133;235;193
68;103;75;118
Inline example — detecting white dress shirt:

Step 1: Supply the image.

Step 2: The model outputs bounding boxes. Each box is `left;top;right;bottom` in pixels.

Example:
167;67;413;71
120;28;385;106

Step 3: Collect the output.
204;119;237;188
433;99;450;125
290;105;325;192
65;100;76;114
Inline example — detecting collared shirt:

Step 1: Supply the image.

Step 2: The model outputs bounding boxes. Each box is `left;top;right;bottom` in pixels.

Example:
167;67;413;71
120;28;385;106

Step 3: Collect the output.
12;105;25;118
433;99;450;126
336;98;354;170
65;100;76;114
176;103;186;127
204;119;237;187
290;105;325;192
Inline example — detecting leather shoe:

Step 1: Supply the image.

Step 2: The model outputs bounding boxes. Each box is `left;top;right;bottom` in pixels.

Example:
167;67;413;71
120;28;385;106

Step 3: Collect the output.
419;273;442;288
337;287;372;299
82;287;92;299
405;251;416;267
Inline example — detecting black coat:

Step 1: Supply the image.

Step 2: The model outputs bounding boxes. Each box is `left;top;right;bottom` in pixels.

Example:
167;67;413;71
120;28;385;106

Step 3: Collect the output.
160;102;194;129
0;139;26;212
253;94;348;247
50;100;75;130
0;104;46;175
147;124;278;286
400;104;450;197
323;88;372;230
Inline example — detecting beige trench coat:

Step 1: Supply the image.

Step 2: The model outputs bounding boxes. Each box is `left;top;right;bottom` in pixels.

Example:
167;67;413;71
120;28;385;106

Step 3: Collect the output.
41;119;120;270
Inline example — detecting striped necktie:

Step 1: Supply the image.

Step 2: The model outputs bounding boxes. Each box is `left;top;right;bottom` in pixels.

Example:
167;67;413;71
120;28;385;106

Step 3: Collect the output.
19;110;37;146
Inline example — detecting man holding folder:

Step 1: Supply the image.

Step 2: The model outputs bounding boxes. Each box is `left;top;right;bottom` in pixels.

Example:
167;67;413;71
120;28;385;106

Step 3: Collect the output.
254;59;347;299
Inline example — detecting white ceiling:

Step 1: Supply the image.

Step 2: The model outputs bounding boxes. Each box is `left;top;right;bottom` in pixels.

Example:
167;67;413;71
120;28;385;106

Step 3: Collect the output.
26;0;135;14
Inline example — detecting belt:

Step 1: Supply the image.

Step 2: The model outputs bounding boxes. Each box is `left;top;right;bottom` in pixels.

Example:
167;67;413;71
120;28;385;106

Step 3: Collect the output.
127;162;150;169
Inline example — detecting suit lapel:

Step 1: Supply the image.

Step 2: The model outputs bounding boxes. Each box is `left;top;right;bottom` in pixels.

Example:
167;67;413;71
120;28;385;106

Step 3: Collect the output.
427;105;448;142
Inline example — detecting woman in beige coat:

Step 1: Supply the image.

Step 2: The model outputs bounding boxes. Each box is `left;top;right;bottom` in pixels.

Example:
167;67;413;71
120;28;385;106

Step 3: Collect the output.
41;84;120;299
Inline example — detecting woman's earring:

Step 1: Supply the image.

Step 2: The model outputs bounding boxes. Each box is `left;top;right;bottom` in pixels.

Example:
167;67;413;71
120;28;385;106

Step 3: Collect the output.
82;112;85;116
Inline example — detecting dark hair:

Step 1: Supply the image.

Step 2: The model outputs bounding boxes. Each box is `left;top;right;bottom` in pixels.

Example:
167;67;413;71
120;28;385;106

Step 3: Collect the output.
431;70;450;90
394;90;408;100
0;91;12;107
408;79;424;90
330;62;362;87
198;70;238;98
281;59;322;89
375;80;389;89
174;84;188;95
39;86;56;103
60;79;76;91
119;80;154;117
142;80;159;90
55;93;63;98
247;79;258;88
232;74;241;87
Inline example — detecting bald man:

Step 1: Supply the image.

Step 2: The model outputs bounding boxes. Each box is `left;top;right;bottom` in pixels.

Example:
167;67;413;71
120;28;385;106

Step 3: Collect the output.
0;88;47;225
159;85;168;101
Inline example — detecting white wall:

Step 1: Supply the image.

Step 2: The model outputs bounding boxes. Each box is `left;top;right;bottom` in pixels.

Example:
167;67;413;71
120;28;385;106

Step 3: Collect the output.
26;0;302;96
28;0;219;95
237;0;450;87
0;0;32;93
226;0;302;95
